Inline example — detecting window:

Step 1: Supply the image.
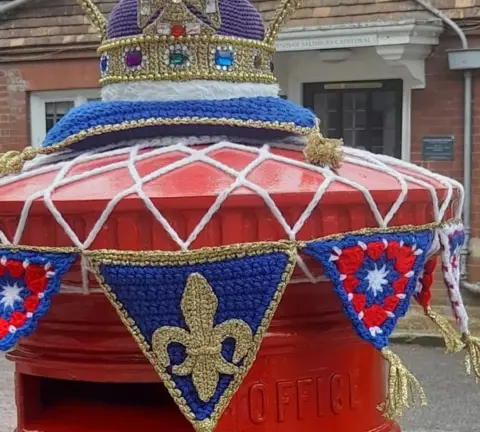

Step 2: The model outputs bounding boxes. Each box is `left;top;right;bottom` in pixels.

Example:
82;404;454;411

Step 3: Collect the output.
303;80;402;158
30;89;101;148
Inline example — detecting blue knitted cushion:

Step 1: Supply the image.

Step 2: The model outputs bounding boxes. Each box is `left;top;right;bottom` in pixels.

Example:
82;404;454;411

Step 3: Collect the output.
42;97;316;150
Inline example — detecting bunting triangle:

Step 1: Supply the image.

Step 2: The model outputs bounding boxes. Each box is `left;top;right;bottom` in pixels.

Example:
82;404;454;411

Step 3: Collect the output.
304;231;433;349
87;242;296;432
0;248;76;351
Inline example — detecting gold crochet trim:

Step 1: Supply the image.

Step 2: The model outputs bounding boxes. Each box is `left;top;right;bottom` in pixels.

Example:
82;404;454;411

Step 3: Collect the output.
0;221;455;255
98;34;275;86
295;221;448;249
0;117;313;177
75;0;107;39
87;242;297;432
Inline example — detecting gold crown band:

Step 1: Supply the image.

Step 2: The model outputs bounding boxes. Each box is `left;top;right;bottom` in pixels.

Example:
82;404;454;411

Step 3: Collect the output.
77;0;301;87
98;34;276;85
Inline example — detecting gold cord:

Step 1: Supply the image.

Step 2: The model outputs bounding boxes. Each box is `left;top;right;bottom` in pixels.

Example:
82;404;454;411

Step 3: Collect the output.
424;307;465;354
0;147;37;177
379;347;427;419
463;332;480;382
304;128;343;171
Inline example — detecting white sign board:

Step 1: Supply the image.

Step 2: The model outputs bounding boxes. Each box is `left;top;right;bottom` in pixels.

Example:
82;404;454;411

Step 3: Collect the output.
276;35;378;52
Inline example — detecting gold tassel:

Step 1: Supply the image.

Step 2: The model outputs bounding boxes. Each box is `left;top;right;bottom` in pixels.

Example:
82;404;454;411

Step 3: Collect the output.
424;307;465;354
0;146;37;177
379;347;427;419
304;130;343;171
463;332;480;382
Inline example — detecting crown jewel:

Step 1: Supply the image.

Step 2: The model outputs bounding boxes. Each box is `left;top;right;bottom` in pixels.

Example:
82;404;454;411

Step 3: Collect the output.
77;0;300;86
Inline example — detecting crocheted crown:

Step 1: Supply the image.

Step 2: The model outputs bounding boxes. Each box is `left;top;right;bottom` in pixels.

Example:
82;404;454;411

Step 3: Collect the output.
77;0;298;86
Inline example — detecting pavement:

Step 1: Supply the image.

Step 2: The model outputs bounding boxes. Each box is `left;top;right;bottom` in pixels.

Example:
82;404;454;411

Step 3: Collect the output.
0;344;478;432
396;344;480;432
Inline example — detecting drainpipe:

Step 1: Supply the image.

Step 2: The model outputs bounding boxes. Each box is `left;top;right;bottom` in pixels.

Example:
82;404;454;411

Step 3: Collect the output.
413;0;480;294
0;0;36;16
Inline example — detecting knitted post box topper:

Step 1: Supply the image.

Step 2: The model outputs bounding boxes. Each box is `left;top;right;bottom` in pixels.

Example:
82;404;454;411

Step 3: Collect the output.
0;0;476;429
0;0;341;177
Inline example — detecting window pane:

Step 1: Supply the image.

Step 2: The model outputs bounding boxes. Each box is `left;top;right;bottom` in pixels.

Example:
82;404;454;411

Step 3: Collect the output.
313;92;340;136
343;93;353;111
45;101;74;132
355;110;366;128
343;110;354;129
353;92;366;110
313;93;328;128
371;91;397;156
45;118;56;132
45;101;73;115
342;91;366;150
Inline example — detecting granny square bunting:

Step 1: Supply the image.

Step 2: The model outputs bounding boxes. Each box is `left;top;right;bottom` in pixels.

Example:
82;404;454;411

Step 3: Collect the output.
87;243;296;432
439;222;468;333
0;249;76;351
304;231;433;350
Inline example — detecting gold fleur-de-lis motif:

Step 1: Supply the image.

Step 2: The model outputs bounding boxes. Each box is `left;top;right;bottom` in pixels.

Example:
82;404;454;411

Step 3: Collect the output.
152;273;253;402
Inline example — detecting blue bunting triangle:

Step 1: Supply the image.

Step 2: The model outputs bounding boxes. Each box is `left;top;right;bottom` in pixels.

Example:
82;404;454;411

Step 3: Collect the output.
87;243;296;432
304;231;433;350
0;248;76;351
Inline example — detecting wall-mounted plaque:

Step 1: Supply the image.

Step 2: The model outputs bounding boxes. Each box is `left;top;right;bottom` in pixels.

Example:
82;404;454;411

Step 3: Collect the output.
422;136;454;161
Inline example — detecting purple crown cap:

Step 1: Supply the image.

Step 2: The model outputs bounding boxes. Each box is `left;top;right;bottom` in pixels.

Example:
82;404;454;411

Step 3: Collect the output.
107;0;266;41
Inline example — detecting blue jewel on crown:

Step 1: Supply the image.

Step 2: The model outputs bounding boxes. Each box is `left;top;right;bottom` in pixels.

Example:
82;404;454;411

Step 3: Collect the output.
212;46;235;71
100;54;109;77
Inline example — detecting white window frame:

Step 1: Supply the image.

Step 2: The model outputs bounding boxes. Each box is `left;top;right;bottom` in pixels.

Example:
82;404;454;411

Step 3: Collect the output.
30;89;101;148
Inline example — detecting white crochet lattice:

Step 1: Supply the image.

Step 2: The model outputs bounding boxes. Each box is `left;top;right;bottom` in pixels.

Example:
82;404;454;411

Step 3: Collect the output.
0;140;464;295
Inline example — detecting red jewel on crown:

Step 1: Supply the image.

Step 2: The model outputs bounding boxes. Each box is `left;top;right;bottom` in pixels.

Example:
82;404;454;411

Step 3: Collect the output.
171;24;186;37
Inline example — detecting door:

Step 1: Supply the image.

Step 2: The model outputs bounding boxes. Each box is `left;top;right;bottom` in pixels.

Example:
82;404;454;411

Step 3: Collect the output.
303;80;403;158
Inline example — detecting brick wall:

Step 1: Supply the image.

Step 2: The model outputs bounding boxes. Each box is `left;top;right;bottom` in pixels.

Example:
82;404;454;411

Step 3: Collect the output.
0;57;99;153
412;32;480;234
411;36;466;183
410;31;480;305
1;0;480;52
0;67;29;152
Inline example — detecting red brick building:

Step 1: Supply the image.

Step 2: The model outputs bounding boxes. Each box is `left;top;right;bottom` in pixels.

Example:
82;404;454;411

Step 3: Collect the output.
0;0;480;329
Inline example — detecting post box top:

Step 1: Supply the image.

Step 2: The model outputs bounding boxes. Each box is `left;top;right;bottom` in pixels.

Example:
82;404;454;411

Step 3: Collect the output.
0;143;459;210
0;141;462;253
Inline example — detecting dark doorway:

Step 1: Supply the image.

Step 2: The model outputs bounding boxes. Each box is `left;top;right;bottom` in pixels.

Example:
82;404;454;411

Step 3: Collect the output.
303;80;403;158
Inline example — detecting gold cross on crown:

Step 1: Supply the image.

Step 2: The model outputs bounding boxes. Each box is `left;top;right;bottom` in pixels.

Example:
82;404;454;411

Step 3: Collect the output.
138;0;221;35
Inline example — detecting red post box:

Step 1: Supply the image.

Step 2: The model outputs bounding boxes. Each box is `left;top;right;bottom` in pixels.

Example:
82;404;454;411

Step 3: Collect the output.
0;144;462;432
0;0;474;430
